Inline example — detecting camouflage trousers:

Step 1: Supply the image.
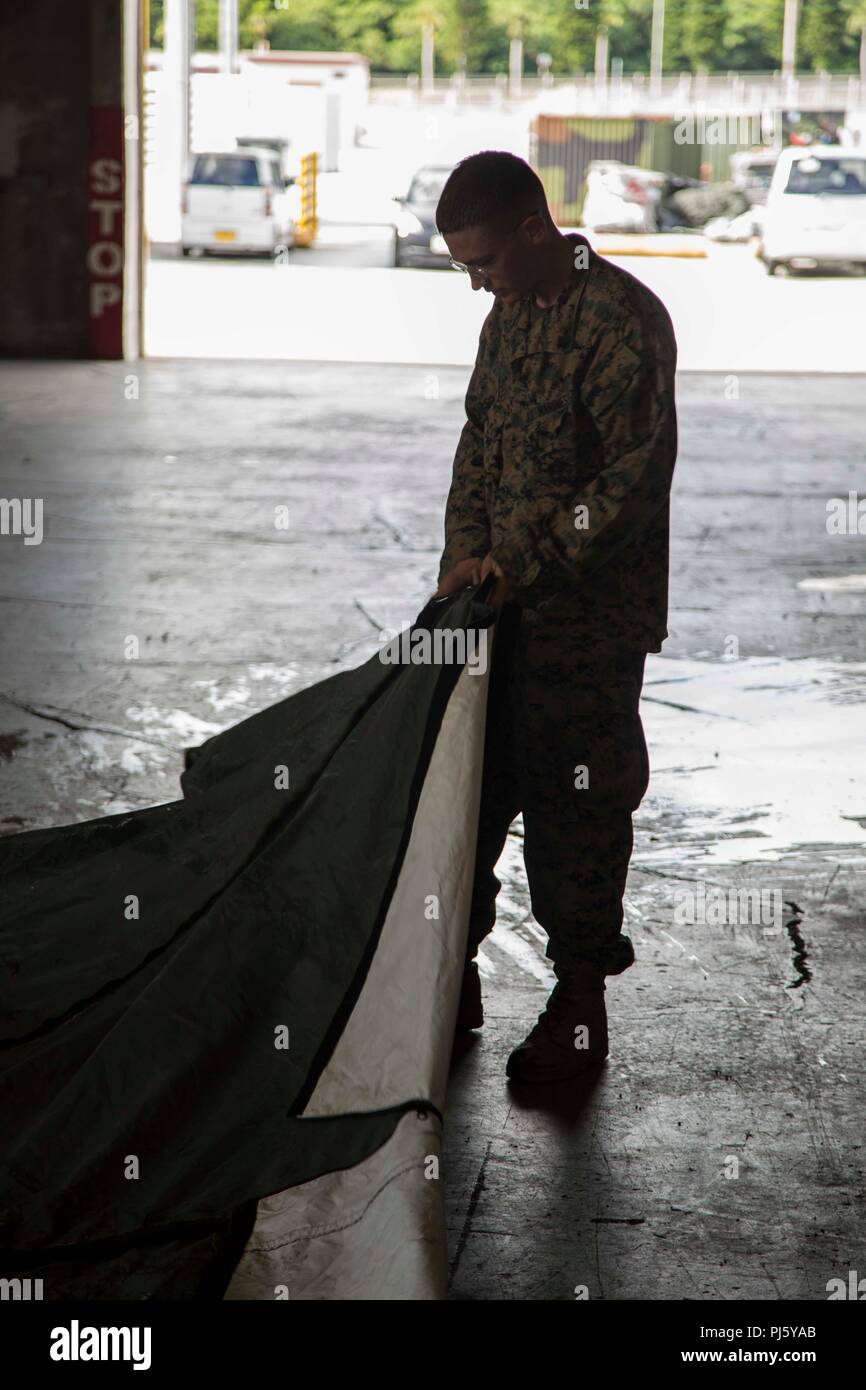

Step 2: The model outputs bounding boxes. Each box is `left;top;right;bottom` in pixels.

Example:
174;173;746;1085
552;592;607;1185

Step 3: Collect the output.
467;600;650;980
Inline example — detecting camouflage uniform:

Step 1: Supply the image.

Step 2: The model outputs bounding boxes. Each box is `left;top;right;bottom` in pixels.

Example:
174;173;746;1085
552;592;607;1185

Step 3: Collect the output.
437;233;678;979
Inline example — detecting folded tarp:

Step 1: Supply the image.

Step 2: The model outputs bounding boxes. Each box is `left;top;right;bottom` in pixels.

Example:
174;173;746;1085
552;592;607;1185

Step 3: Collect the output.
0;582;496;1299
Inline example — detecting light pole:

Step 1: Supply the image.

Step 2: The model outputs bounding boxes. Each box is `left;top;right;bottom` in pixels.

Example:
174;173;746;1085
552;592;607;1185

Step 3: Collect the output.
421;22;435;97
595;26;609;96
782;0;799;80
650;0;665;98
164;0;192;197
219;0;238;75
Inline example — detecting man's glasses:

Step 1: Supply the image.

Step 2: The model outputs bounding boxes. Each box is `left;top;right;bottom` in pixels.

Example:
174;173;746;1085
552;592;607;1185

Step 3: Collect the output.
447;214;535;279
448;254;493;279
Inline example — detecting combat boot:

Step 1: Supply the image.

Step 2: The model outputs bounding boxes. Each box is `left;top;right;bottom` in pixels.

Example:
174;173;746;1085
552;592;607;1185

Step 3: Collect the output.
454;957;484;1032
506;964;608;1083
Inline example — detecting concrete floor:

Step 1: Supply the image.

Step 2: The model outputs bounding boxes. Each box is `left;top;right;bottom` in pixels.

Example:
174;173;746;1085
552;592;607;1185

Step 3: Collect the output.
1;361;864;1300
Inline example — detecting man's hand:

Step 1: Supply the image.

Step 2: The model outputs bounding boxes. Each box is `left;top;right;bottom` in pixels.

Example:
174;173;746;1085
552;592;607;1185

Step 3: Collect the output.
480;552;512;608
480;553;503;583
432;552;512;607
432;556;484;599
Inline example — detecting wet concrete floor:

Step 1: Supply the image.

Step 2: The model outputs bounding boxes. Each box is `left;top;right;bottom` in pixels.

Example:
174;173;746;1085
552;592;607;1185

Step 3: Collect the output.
1;361;863;1300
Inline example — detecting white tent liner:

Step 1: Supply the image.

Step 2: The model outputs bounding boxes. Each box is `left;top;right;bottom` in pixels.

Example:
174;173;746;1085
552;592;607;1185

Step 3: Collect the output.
225;648;493;1300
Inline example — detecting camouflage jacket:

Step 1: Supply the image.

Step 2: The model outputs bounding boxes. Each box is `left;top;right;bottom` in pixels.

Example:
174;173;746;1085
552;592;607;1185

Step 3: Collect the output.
438;233;678;654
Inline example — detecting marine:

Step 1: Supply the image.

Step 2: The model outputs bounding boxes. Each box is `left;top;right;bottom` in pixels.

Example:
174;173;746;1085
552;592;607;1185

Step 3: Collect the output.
432;150;679;1083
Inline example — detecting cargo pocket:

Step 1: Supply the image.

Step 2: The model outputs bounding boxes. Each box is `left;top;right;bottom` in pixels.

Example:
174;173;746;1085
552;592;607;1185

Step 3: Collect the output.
505;404;574;488
516;652;650;816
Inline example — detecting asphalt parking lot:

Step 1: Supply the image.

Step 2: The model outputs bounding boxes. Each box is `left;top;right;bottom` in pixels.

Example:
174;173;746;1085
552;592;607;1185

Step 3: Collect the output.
145;236;866;373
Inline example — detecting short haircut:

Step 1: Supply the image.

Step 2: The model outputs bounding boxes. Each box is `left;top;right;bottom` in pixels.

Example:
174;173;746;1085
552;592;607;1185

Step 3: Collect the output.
435;150;550;235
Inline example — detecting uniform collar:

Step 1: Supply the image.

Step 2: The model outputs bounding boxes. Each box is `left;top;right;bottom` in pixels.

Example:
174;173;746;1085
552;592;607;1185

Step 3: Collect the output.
498;232;593;358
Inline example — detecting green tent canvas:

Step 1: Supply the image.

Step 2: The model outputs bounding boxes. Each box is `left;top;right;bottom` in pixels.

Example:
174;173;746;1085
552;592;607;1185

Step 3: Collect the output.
0;583;496;1300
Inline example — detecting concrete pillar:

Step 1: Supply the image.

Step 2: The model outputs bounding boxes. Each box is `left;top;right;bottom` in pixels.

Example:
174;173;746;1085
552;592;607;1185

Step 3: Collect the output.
0;0;141;358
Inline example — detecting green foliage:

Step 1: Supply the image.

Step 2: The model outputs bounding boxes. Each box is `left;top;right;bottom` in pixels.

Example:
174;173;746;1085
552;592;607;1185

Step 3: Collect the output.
145;0;864;74
267;1;340;53
392;0;461;71
720;0;786;70
149;0;164;47
331;1;416;71
190;0;276;51
800;0;855;70
681;0;726;68
453;0;497;72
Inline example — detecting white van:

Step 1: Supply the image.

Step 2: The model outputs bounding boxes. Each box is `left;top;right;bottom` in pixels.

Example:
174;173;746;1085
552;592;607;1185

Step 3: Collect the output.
181;149;296;258
760;145;866;274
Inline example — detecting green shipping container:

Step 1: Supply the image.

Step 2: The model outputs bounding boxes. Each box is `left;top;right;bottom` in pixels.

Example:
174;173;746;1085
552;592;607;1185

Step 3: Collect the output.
530;115;703;223
530;112;768;222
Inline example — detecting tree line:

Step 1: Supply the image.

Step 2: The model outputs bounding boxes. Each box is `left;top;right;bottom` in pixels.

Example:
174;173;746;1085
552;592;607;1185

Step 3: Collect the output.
149;1;866;77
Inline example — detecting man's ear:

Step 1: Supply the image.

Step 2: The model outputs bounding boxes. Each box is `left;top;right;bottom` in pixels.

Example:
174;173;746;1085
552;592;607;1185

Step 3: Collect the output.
523;211;548;245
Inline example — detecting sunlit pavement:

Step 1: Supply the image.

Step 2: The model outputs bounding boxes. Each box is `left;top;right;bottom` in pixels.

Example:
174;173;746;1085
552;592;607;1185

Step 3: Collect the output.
1;360;863;1299
144;236;866;372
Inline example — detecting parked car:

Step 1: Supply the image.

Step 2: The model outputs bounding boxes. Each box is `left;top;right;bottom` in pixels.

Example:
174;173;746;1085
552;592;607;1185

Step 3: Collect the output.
729;150;778;206
181;148;296;258
236;134;291;174
759;145;866;274
580;160;710;233
580;161;665;232
391;166;454;267
703;207;764;242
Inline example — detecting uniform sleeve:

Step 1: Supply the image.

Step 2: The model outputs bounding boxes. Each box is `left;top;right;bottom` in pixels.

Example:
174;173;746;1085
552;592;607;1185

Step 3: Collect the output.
489;304;678;609
437;318;493;584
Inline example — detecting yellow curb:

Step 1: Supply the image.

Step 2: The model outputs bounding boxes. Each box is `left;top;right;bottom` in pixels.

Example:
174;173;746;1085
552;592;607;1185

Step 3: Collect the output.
586;233;707;258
